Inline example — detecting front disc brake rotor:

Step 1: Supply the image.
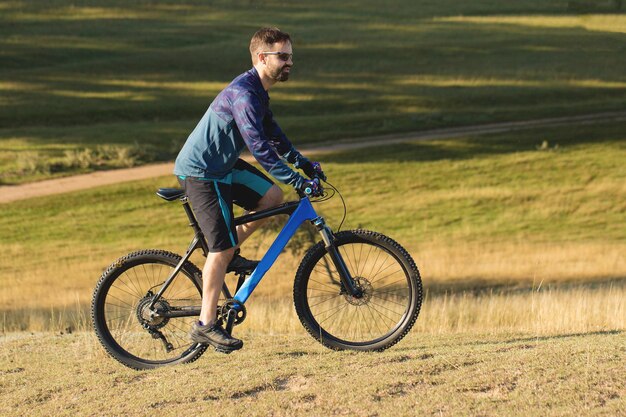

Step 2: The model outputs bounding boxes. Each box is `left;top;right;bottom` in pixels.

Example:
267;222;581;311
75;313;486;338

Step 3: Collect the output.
343;277;372;306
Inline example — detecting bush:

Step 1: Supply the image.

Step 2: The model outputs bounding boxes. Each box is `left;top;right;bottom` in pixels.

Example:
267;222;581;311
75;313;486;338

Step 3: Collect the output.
63;143;156;170
15;151;51;175
3;143;157;182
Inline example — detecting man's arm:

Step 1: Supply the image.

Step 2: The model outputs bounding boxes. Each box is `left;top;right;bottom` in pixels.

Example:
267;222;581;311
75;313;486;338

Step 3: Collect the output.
265;108;326;180
232;92;305;189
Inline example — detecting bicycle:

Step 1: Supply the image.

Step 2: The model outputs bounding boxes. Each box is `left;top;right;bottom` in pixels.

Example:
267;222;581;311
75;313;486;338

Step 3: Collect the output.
91;180;423;370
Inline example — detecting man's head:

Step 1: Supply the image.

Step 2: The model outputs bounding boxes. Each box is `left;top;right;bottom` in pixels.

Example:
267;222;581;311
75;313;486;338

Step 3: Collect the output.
250;27;293;83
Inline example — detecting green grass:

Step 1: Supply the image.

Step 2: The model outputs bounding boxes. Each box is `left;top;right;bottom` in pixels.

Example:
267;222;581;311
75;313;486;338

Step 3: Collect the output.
2;0;626;183
0;121;624;330
1;331;624;416
2;121;624;256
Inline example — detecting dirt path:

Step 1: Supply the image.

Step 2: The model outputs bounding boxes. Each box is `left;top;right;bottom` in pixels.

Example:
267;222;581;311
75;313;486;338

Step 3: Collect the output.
2;110;625;204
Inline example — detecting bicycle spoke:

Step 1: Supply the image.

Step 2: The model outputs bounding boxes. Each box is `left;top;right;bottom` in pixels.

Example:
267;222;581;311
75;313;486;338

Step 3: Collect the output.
103;299;134;311
375;276;410;291
369;264;402;284
167;284;197;300
367;299;404;320
340;246;358;279
317;302;349;326
115;274;144;298
105;293;136;309
370;255;393;282
370;269;404;286
130;267;145;297
366;248;383;282
356;243;364;277
307;288;341;295
312;263;337;279
308;294;342;309
375;287;410;296
366;302;387;336
110;283;144;301
370;293;409;308
365;303;398;328
309;278;342;292
357;305;374;338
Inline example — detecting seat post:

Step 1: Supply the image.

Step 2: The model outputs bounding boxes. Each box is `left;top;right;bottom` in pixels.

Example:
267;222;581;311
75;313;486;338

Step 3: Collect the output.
181;197;202;235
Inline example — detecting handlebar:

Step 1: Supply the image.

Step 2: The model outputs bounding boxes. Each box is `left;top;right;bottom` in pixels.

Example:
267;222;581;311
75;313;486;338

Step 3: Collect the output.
297;176;324;199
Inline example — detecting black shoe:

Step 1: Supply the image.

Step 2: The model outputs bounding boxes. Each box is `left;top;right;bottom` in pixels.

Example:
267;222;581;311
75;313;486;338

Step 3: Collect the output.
189;321;243;352
226;249;259;274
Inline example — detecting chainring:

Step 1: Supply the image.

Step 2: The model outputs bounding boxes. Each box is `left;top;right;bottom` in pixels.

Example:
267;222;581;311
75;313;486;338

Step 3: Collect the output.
219;299;247;325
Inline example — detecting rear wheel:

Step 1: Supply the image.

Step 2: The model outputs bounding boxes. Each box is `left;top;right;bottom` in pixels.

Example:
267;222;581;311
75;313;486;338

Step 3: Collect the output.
92;250;207;370
294;230;422;351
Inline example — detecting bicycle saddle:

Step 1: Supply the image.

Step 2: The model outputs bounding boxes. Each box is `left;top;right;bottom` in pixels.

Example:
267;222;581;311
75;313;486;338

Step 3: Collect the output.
156;188;186;201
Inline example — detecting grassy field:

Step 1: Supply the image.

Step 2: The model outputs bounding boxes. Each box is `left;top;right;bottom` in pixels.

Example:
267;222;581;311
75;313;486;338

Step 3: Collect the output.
2;0;626;183
1;121;624;333
1;331;624;416
2;2;625;413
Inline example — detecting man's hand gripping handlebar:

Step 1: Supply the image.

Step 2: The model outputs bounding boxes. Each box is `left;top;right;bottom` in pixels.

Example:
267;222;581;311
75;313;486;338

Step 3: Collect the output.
300;177;323;197
301;161;327;182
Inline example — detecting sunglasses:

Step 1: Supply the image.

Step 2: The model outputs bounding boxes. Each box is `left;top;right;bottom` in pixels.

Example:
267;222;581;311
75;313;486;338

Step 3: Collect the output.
260;51;293;62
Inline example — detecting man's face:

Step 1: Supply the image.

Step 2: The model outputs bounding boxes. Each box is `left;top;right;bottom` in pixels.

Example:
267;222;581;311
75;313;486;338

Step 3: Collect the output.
261;41;293;82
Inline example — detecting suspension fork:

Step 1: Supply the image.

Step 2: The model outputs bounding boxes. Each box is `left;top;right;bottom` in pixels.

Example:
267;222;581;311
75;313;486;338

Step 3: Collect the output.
312;217;362;297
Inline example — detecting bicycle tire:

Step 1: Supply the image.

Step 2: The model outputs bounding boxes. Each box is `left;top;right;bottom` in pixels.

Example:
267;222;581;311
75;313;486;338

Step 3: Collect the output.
293;230;422;351
92;249;208;370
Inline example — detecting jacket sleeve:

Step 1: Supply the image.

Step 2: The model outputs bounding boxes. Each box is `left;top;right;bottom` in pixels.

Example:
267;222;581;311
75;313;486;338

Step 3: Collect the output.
264;107;312;170
232;92;305;189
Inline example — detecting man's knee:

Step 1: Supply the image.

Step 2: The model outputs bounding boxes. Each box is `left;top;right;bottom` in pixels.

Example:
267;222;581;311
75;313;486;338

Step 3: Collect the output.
205;247;235;268
258;185;283;209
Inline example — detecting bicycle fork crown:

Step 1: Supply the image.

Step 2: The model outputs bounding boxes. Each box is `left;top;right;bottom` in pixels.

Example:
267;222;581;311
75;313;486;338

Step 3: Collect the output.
312;216;333;246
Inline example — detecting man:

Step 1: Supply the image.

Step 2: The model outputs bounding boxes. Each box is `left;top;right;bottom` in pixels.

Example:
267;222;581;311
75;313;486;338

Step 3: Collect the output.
174;27;325;352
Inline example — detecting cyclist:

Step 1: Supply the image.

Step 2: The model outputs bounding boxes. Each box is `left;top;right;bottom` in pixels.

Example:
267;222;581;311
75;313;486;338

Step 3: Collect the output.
174;27;325;352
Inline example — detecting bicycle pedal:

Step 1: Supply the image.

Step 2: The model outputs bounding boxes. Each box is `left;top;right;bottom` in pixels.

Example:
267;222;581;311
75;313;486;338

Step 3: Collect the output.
228;267;254;276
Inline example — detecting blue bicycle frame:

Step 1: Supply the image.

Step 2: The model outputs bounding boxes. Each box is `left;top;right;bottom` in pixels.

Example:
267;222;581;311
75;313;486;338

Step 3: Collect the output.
149;191;359;318
233;197;319;303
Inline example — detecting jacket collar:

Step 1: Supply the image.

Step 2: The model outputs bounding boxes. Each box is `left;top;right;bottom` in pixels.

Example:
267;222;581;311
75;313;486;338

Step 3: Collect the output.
248;67;269;101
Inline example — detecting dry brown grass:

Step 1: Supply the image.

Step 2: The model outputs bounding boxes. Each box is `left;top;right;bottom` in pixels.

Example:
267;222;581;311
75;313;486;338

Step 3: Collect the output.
2;237;625;334
1;330;624;416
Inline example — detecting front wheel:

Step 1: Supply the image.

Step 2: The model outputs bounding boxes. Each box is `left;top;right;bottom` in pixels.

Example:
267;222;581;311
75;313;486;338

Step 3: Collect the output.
294;230;422;351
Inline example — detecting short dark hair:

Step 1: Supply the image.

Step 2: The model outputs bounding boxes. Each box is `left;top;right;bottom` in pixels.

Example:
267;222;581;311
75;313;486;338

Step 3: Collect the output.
250;27;291;64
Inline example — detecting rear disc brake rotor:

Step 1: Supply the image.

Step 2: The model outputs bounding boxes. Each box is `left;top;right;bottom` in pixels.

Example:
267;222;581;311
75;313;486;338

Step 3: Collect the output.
136;296;171;330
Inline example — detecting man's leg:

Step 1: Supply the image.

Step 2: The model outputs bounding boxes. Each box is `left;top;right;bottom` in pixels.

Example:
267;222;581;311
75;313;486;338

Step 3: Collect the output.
199;247;235;326
235;184;283;247
181;177;242;350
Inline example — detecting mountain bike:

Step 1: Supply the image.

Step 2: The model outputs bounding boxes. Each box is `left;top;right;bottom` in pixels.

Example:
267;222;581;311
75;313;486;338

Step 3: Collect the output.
91;180;423;370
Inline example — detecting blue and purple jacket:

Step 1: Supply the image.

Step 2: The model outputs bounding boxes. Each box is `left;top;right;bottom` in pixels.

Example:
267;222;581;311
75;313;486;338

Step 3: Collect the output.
174;67;307;189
